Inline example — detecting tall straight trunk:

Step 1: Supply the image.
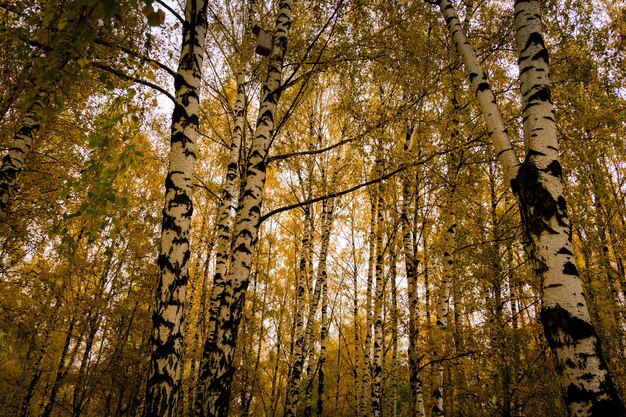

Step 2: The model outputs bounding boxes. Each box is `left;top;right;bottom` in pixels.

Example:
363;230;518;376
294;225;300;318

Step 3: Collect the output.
72;313;101;417
196;1;293;415
316;196;335;417
361;189;377;417
389;249;398;417
286;207;313;417
353;218;362;417
436;0;624;414
143;1;208;416
401;130;426;417
433;214;456;417
372;192;384;417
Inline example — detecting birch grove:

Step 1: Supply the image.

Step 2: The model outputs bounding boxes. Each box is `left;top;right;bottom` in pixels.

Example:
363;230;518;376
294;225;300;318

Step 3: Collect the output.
1;1;626;417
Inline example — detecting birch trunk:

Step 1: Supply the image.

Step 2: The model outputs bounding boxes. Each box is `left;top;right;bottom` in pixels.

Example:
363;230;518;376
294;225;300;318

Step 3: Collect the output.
389;249;398;417
401;130;426;417
372;192;384;417
286;207;313;417
0;92;46;211
361;190;376;417
195;1;293;414
204;0;256;355
143;1;208;416
433;215;456;417
0;6;97;211
436;0;624;414
513;1;622;414
42;317;77;417
19;297;62;417
353;217;362;417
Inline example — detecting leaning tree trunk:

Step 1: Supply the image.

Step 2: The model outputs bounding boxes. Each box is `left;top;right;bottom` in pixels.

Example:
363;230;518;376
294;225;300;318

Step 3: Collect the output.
0;4;101;211
195;1;293;415
436;0;624;414
143;1;208;416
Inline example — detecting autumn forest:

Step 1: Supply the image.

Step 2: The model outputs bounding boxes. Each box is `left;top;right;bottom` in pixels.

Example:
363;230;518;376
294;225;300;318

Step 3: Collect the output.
1;0;626;416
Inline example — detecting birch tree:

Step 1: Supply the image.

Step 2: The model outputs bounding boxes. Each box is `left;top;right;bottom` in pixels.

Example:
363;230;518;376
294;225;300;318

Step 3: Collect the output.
195;0;294;414
143;1;208;416
433;0;624;414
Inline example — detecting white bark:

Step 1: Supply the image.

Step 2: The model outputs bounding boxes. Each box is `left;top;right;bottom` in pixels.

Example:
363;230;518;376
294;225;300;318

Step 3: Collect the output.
435;0;623;414
286;207;313;417
513;1;622;415
372;192;384;417
144;1;207;416
195;1;293;415
437;0;521;184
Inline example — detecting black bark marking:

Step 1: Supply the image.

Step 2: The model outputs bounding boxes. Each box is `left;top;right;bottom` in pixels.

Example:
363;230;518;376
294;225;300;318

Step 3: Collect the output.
540;305;595;348
557;247;574;256
526;85;552;104
545;160;562;178
563;262;579;276
476;82;490;93
514;160;559;237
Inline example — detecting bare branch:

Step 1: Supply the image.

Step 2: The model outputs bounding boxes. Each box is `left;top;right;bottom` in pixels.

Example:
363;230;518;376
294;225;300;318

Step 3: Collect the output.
92;62;175;103
268;138;354;163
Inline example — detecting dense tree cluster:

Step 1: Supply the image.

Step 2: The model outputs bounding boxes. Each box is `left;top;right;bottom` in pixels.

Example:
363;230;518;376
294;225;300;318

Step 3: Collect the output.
1;0;625;416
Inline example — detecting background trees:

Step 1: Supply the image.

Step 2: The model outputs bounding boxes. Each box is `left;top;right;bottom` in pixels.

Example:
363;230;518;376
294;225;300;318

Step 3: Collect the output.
1;0;625;416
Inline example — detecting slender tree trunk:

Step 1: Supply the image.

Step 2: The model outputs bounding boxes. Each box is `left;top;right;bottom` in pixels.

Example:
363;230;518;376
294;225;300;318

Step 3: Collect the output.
72;313;101;417
389;249;398;417
401;129;426;417
204;0;256;360
143;1;208;416
433;214;456;417
436;0;624;414
41;318;77;417
286;207;313;416
316;196;335;417
353;215;362;417
361;189;377;417
19;298;62;417
195;1;293;414
372;192;384;417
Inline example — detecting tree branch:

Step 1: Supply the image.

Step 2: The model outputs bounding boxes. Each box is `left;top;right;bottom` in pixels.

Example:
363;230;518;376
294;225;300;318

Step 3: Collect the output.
260;165;406;224
94;39;177;78
268;138;354;163
417;350;477;372
260;148;449;223
92;62;175;103
155;0;185;25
